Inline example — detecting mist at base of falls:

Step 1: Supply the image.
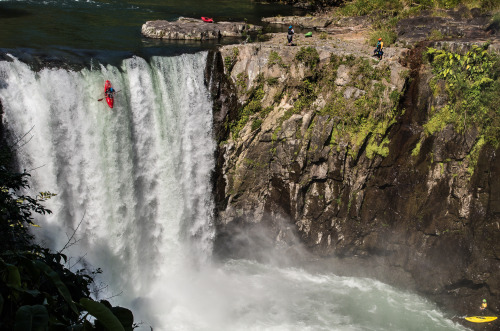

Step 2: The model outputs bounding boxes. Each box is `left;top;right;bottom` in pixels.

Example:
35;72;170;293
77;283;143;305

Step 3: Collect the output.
0;53;466;331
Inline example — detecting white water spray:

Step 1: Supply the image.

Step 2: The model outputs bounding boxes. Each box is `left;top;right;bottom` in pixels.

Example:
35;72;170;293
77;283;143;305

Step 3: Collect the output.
0;53;467;330
0;52;215;325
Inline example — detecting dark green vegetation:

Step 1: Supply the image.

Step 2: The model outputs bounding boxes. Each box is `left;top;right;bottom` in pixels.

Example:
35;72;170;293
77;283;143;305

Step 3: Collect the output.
224;47;240;74
318;55;397;159
0;145;134;330
230;74;266;139
422;43;500;173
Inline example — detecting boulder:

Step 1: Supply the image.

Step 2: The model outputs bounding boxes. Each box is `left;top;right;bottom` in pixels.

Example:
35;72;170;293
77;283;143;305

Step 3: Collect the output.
141;17;262;40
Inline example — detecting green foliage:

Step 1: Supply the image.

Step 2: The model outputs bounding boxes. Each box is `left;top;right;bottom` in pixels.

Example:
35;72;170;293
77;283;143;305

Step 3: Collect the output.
492;12;500;27
317;55;402;159
231;81;265;139
424;44;500;140
424;44;500;172
466;136;486;175
236;72;248;90
435;0;461;9
368;28;398;47
80;298;126;331
0;145;135;330
224;47;239;74
268;51;288;68
346;57;391;90
412;140;422;157
429;29;445;40
267;77;279;86
251;119;263;131
295;47;320;69
366;136;390;158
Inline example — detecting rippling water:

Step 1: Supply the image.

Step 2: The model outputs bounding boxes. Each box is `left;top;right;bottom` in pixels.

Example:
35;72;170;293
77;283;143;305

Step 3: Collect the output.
0;0;301;54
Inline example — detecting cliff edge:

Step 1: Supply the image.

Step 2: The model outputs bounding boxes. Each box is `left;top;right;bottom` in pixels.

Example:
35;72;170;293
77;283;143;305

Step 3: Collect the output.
207;8;500;329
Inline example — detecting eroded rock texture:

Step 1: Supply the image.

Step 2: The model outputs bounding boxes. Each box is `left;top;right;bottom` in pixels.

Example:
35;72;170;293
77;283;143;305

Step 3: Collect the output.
142;17;261;40
207;39;500;325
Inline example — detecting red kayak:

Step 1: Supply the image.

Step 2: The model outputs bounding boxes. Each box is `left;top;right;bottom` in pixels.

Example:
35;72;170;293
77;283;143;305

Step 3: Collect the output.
201;17;213;23
104;80;114;108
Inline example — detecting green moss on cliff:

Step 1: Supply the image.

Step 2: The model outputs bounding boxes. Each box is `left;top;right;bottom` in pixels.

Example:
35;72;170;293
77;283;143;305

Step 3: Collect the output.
228;46;404;162
224;47;239;74
295;47;320;69
424;44;500;172
268;50;288;69
231;75;266;139
317;56;401;159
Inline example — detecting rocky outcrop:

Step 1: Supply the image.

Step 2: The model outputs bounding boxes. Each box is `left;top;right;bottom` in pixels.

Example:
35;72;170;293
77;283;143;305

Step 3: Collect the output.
397;8;498;44
256;0;343;10
262;15;333;29
141;17;262;40
262;13;373;36
207;29;500;328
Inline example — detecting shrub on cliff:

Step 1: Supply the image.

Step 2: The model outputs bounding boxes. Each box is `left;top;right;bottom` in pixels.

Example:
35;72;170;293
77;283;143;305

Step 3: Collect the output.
295;46;320;69
423;43;500;172
424;44;500;140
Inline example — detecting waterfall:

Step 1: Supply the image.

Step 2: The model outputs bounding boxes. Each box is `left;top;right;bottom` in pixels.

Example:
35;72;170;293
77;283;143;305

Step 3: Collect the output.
0;52;215;325
0;53;467;331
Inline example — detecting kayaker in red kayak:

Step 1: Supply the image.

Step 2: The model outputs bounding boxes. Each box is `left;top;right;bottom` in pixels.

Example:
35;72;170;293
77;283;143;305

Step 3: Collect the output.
104;80;115;108
105;81;115;99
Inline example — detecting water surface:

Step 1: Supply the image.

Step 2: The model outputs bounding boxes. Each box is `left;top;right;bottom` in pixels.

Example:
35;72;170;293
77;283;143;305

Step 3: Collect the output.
0;0;301;58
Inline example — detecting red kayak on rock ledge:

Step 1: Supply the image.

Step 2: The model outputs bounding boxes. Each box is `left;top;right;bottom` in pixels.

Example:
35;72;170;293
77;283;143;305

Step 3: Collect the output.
201;17;213;23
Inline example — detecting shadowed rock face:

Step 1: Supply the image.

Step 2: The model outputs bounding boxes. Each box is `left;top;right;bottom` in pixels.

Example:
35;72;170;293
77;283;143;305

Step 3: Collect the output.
206;34;500;328
256;0;343;10
141;17;262;40
396;8;499;44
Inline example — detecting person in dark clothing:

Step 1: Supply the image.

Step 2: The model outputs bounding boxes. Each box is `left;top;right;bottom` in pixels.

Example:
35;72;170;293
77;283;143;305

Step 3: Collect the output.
373;38;384;60
105;86;115;99
287;25;295;46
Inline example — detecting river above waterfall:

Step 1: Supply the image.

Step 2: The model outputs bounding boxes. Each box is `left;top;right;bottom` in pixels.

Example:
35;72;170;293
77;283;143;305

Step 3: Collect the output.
0;0;301;58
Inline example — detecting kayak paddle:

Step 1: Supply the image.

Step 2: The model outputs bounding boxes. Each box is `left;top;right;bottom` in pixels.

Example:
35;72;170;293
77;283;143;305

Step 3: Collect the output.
98;90;121;101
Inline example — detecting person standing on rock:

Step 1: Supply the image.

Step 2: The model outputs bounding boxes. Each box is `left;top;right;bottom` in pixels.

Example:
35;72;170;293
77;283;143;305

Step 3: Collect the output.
480;299;487;313
287;25;294;46
374;37;383;60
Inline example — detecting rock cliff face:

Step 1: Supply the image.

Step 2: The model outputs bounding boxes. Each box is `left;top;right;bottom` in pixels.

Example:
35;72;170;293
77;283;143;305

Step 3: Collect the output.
206;34;500;327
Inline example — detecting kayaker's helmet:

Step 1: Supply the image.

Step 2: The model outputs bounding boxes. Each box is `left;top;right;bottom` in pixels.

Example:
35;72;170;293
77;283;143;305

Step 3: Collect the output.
289;25;292;28
378;38;382;41
483;299;487;302
106;80;110;84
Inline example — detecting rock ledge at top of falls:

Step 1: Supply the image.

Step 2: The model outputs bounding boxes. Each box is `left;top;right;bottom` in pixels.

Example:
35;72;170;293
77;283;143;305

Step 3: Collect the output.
141;17;262;40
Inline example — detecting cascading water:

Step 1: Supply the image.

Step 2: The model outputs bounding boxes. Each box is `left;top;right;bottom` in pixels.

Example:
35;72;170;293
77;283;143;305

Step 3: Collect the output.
0;52;215;326
0;53;467;330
